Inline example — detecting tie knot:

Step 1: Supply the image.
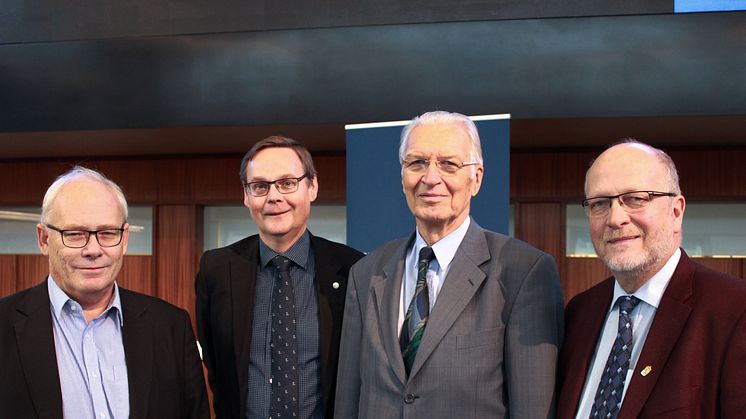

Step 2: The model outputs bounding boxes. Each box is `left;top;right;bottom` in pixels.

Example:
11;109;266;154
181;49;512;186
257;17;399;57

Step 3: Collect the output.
418;246;435;264
617;295;640;315
271;255;292;273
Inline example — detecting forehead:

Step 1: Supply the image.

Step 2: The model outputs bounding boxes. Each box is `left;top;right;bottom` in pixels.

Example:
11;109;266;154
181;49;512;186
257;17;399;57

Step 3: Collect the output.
405;122;471;157
48;179;124;227
586;145;669;195
247;147;304;180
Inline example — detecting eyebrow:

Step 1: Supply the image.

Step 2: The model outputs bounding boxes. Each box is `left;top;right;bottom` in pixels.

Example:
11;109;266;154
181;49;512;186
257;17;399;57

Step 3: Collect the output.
247;174;299;182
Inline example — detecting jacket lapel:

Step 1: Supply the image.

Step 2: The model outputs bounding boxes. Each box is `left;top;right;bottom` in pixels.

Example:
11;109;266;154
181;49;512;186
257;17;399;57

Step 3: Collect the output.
618;252;694;419
375;237;412;386
121;289;153;419
311;234;348;406
558;279;614;419
231;237;259;396
14;281;64;419
409;222;489;378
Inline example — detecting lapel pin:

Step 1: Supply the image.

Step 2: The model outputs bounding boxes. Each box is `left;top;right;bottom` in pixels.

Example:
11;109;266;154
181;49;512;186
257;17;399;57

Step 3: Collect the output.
332;282;340;289
640;365;652;376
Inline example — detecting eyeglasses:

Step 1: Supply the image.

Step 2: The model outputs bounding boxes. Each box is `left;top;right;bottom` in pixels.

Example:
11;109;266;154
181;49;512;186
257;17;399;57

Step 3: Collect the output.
243;174;308;197
582;191;677;217
45;224;126;248
402;158;479;176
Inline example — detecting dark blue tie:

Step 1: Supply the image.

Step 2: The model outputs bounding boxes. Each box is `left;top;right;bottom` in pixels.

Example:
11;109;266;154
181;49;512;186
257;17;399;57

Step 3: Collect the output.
270;256;299;418
590;295;641;419
400;246;436;376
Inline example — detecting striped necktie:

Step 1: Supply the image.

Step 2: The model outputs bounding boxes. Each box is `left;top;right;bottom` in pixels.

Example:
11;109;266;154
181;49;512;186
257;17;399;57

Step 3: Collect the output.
400;246;436;376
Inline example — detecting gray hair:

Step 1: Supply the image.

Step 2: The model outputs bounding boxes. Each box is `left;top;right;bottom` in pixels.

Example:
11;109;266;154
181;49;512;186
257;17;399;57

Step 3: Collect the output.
399;111;484;165
585;139;681;195
41;166;128;224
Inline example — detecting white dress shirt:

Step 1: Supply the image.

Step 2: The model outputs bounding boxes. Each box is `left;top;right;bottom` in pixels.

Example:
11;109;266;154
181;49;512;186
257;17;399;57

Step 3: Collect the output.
575;248;681;418
397;217;471;335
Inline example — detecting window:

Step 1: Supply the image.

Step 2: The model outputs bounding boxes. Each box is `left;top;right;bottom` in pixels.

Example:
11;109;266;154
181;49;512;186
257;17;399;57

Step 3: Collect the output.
566;203;746;258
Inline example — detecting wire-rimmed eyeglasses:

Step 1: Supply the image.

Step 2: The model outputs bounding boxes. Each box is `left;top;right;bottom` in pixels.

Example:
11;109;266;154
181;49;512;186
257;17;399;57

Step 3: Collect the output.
243;174;308;197
402;158;479;176
45;224;126;248
582;191;677;217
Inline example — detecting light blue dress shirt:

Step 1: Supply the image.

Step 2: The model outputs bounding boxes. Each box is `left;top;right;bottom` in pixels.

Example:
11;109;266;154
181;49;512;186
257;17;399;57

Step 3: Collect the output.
48;277;130;419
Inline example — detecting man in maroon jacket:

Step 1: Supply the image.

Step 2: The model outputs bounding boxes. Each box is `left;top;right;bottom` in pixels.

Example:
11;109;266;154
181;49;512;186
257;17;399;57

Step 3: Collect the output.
557;140;746;419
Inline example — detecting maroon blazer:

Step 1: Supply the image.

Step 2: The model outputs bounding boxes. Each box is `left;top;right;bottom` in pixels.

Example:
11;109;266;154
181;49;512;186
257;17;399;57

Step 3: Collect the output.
557;251;746;419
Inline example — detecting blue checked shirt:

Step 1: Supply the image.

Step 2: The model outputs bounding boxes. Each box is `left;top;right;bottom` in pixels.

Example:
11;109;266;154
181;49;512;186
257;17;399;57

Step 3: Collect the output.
246;231;323;419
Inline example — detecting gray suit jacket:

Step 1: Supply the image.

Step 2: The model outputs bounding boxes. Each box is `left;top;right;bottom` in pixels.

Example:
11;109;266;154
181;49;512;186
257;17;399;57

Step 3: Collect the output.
334;220;564;419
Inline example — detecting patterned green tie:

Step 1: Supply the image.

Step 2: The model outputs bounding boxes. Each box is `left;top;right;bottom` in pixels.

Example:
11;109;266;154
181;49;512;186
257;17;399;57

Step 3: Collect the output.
400;246;436;376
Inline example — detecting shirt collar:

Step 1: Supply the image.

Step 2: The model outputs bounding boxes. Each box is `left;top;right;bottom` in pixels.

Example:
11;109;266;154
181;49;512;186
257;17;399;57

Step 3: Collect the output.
47;276;124;325
611;247;681;310
414;216;471;271
259;229;311;270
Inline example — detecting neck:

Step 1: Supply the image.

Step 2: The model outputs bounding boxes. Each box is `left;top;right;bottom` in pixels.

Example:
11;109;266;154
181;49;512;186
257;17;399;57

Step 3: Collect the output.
417;215;468;246
75;287;115;324
260;229;305;254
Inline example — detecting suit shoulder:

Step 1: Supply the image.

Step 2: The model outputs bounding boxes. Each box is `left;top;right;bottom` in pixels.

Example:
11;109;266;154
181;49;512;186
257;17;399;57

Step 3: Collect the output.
351;237;408;271
691;261;746;301
119;288;190;320
0;281;48;311
311;235;365;262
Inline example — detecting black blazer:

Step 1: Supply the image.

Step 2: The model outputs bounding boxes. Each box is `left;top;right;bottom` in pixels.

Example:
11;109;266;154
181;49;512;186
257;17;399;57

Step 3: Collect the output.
195;233;364;419
0;280;210;419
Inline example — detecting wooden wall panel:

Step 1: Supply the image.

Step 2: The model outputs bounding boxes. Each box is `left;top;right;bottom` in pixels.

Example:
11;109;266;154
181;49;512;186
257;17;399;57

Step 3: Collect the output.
118;255;155;295
16;255;49;290
155;205;203;322
89;159;158;203
314;154;346;204
563;258;612;304
192;156;243;204
692;258;743;279
514;202;563;264
0;255;18;297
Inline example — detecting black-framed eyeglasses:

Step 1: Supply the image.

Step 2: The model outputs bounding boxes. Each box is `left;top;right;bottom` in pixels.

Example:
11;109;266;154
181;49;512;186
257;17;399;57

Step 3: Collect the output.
243;174;308;197
45;224;126;248
582;191;677;217
402;157;479;176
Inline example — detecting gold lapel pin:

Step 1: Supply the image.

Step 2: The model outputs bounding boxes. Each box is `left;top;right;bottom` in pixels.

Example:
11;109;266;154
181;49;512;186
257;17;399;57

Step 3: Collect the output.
332;282;340;289
640;365;652;376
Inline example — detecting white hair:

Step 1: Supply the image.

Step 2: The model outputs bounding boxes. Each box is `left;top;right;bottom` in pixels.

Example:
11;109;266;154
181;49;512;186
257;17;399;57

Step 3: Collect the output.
40;166;128;224
399;110;484;166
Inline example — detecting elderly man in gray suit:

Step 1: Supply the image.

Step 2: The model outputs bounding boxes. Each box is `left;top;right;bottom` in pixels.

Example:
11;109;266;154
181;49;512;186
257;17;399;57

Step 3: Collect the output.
335;110;564;419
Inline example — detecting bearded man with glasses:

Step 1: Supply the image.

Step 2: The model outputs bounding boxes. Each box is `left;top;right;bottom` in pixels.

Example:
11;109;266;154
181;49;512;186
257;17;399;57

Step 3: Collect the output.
0;166;209;419
196;136;364;419
557;140;746;419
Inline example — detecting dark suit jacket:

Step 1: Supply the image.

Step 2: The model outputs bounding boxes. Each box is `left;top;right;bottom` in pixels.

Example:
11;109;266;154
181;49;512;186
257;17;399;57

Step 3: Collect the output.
195;233;364;419
557;251;746;419
0;280;209;419
334;221;565;419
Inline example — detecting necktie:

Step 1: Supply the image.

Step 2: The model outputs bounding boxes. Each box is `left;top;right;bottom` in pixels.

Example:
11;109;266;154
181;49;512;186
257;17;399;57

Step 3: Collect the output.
400;246;436;376
589;295;641;419
270;256;299;418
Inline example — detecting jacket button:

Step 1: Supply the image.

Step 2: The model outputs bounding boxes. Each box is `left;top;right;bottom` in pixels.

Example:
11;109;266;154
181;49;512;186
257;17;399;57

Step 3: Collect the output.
404;393;416;404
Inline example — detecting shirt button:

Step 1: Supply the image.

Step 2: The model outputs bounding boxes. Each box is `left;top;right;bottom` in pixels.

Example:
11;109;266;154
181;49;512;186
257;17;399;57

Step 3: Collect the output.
404;393;416;404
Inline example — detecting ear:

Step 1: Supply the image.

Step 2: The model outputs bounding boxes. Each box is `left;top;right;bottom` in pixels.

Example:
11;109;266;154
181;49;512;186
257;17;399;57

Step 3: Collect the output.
470;165;484;196
243;187;252;209
37;223;50;255
672;194;686;233
308;175;319;203
121;223;130;254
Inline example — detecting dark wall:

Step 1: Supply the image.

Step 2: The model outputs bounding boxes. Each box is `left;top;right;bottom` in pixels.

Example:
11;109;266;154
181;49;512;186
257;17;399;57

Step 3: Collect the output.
2;11;745;132
1;0;672;43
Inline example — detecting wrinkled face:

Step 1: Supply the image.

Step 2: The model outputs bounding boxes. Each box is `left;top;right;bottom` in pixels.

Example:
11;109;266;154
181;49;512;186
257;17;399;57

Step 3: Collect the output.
243;147;318;248
401;122;483;236
37;179;129;304
585;144;684;279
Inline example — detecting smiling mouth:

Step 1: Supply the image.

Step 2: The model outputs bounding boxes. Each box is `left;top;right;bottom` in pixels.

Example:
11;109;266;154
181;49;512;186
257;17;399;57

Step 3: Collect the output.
607;235;639;244
265;209;290;217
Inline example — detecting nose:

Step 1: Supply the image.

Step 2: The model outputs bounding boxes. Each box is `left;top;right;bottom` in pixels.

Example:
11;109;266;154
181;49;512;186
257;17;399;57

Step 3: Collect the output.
421;161;442;185
606;198;630;228
81;235;104;258
265;182;284;201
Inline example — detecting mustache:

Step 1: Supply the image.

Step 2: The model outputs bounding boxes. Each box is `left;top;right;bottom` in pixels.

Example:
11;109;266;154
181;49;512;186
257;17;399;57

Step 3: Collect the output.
603;230;641;242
